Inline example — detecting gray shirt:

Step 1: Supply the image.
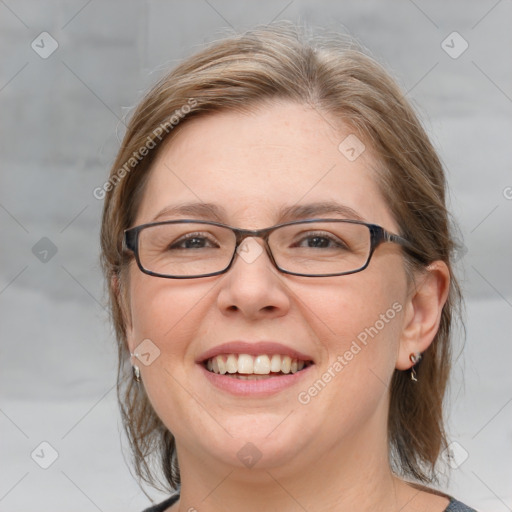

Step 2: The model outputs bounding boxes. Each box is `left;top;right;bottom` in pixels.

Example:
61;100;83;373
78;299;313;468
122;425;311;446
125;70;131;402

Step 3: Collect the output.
142;494;478;511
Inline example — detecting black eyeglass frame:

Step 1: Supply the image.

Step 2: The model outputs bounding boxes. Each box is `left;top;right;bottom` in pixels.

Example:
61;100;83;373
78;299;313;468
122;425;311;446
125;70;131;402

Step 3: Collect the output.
124;218;423;279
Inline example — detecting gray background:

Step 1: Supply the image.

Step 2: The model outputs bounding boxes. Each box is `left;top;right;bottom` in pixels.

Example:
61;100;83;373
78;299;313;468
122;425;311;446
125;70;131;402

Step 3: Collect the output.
1;1;511;511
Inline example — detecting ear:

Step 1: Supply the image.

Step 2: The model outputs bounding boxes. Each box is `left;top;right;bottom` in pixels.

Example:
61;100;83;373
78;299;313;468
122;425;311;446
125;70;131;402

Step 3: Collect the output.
396;261;450;370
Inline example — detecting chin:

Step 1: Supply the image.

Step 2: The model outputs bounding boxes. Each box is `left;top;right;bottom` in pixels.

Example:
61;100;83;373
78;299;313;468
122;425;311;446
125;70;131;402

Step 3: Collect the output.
205;414;313;470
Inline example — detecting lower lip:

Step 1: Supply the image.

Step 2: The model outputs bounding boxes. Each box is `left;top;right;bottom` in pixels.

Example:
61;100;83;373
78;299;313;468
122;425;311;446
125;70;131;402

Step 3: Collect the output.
199;363;314;396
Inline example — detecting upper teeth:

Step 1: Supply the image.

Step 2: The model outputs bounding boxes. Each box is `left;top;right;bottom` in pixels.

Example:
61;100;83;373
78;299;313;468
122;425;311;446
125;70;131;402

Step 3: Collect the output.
206;354;307;375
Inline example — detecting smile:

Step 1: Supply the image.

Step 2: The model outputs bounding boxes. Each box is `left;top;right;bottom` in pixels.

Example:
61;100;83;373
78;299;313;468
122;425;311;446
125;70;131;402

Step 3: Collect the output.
205;353;313;379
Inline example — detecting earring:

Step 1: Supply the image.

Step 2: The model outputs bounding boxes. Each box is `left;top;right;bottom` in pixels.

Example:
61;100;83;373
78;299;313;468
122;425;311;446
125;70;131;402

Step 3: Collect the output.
409;352;422;382
132;364;141;383
130;352;141;383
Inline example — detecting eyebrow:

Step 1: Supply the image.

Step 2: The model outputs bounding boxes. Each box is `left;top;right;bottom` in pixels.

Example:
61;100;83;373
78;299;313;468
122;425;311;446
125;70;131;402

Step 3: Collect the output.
278;202;364;223
152;202;225;223
151;201;364;224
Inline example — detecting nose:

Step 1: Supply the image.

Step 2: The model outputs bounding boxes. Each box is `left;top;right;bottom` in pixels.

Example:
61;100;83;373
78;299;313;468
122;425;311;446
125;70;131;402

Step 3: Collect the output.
216;237;291;320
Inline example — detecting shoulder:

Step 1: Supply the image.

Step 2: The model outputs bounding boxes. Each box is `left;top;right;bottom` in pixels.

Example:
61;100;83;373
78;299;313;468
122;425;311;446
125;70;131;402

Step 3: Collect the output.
406;481;477;512
444;497;479;512
141;494;179;512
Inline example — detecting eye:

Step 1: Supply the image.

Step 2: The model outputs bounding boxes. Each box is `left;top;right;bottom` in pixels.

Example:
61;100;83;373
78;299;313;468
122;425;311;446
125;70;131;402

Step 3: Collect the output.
293;231;349;250
169;232;219;250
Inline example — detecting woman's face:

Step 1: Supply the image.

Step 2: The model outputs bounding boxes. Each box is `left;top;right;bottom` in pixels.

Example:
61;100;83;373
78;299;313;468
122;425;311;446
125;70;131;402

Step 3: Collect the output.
126;101;411;475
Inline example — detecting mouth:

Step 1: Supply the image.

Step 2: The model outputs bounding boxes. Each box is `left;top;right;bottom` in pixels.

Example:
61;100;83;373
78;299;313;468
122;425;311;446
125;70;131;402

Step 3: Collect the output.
203;353;314;380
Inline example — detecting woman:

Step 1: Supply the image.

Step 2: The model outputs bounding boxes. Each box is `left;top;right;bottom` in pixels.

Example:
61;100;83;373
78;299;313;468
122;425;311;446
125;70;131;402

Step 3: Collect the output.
100;25;476;512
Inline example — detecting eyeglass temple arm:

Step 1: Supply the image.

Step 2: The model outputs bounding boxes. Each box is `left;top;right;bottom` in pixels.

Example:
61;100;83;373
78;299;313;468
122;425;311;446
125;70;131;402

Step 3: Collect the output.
379;228;427;263
124;229;137;252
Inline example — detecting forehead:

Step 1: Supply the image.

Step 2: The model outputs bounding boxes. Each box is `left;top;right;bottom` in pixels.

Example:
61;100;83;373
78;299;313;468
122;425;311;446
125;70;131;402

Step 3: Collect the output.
135;101;395;229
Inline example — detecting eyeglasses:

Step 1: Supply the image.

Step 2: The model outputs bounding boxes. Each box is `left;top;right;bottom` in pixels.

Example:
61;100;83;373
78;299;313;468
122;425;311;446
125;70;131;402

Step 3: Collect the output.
124;218;420;279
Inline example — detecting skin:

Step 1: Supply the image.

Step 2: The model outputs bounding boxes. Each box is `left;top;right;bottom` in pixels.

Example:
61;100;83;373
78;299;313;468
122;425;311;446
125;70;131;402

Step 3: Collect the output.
122;101;450;512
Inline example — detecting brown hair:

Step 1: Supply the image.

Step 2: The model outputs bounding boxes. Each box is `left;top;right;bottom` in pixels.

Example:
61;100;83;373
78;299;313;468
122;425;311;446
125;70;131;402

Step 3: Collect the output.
100;23;462;492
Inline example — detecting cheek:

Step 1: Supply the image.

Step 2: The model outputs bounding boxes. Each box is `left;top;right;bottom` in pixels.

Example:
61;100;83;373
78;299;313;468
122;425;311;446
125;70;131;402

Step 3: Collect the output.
292;272;406;437
126;274;217;434
126;272;226;391
128;271;213;351
298;262;406;382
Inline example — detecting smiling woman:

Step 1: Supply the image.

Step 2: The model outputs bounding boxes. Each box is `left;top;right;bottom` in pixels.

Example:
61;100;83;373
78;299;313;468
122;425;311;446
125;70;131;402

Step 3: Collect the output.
100;24;475;512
